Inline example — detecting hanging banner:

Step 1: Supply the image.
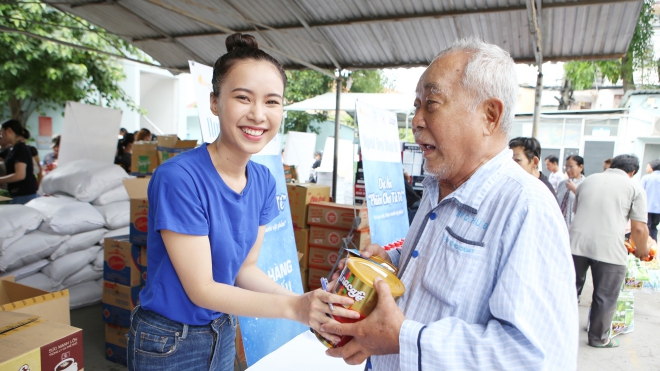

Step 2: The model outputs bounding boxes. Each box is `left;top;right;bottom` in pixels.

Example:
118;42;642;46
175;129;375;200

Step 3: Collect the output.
189;61;306;366
356;101;409;246
188;60;220;143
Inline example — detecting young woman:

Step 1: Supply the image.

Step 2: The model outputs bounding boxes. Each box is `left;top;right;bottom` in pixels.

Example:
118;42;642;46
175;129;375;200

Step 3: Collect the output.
509;137;555;195
0;119;38;204
127;33;358;371
556;155;586;228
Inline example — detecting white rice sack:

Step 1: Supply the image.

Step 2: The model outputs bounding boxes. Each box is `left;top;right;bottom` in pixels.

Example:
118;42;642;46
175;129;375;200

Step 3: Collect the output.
49;229;107;261
0;231;68;272
16;272;60;292
92;248;104;271
39;159;129;202
100;226;130;245
0;259;49;281
94;201;130;230
61;264;103;288
26;196;105;235
41;245;102;286
0;205;45;251
69;280;103;310
91;185;129;206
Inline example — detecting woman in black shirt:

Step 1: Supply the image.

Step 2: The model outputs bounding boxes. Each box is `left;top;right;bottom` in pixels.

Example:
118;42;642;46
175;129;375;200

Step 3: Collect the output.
0;119;38;204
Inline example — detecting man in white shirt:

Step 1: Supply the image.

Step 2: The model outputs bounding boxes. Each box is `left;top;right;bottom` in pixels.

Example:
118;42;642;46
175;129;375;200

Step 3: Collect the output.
545;155;566;193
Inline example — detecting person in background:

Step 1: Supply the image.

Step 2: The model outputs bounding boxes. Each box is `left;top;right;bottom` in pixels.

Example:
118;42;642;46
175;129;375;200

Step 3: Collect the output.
324;37;577;370
545;155;566;193
603;158;612;171
309;150;323;182
570;154;649;348
641;159;660;241
119;127;128;138
114;133;134;174
557;155;586;229
127;33;356;371
42;135;60;176
0;134;9;189
0;119;38;204
136;128;152;142
509;137;554;195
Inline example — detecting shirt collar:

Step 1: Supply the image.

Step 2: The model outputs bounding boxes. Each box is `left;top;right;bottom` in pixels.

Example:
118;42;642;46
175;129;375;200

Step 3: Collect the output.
423;147;512;213
605;168;629;177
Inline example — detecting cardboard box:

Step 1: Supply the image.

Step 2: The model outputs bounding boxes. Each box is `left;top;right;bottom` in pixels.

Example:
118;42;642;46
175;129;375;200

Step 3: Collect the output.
308;267;332;290
0;276;70;325
138;245;148;287
300;268;309;292
105;323;129;366
308;245;341;270
309;225;371;250
102;281;141;327
124;178;150;246
104;236;141;287
157;135;197;163
131;141;159;176
308;202;369;230
0;311;84;371
293;228;310;267
287;184;331;228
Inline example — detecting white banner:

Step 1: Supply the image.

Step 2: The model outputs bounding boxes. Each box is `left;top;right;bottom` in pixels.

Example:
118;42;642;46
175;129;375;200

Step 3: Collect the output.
58;101;122;166
188;60;220;143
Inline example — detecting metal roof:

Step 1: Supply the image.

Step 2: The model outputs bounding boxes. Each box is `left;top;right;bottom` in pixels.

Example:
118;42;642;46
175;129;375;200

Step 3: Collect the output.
42;0;643;74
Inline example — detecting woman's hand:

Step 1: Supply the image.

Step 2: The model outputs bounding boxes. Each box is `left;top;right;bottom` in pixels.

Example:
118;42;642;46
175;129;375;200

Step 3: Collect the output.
292;289;361;344
566;179;577;194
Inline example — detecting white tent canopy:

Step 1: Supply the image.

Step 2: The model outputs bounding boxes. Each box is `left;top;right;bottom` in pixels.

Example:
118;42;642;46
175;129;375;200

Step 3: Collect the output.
284;92;415;114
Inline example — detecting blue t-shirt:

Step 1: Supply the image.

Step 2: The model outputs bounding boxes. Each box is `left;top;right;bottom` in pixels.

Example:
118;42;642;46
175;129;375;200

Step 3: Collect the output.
139;144;279;325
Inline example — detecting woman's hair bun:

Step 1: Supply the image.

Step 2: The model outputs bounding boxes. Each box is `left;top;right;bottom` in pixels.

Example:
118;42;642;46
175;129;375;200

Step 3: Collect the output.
225;33;259;53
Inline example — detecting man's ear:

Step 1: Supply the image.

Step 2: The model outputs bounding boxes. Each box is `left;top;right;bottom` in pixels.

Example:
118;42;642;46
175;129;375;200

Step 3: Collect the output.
210;92;219;116
533;156;540;168
483;97;504;136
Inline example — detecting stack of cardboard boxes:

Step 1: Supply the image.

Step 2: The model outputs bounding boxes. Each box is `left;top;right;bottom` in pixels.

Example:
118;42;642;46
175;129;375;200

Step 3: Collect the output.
306;202;369;291
0;277;84;370
131;135;197;176
101;178;150;365
287;183;331;292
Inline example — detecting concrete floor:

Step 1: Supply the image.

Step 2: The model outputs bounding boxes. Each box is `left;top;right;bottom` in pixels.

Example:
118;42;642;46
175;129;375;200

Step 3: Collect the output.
72;270;660;370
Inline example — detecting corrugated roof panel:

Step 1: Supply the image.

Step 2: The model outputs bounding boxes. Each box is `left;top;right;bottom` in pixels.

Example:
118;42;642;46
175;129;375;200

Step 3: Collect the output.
120;1;217;36
132;40;194;68
57;3;159;38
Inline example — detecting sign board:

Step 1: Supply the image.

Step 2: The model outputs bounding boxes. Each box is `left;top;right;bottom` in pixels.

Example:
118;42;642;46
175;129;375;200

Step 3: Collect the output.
189;61;305;366
356;101;409;246
58;102;122;166
188;60;220;143
283;131;317;182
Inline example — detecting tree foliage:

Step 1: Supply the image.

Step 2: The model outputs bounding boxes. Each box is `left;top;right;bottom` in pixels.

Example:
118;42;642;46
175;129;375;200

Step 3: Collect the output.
0;2;148;125
283;69;389;133
563;0;655;93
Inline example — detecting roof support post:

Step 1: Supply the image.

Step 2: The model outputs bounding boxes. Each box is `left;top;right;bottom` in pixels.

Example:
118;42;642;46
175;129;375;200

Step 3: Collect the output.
332;75;343;202
527;0;543;138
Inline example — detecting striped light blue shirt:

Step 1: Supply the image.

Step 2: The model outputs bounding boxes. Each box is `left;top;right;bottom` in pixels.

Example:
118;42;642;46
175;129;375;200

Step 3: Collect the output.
373;148;578;371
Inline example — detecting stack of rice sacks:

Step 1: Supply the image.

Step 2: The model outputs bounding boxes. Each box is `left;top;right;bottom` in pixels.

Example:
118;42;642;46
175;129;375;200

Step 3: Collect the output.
0;159;130;309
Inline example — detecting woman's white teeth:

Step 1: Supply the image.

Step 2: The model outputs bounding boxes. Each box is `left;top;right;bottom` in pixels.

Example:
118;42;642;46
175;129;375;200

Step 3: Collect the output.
242;128;264;136
424;144;436;150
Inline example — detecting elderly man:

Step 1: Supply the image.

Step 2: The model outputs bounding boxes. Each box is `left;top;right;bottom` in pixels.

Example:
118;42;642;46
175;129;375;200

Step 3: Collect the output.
570;154;649;348
324;38;578;370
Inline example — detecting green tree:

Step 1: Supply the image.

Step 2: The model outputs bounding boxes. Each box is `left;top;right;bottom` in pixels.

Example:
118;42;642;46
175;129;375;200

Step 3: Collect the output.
284;69;389;133
563;0;654;97
0;2;147;125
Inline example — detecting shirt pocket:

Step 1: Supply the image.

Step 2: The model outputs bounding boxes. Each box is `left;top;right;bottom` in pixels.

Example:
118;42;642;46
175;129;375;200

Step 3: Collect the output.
421;226;485;307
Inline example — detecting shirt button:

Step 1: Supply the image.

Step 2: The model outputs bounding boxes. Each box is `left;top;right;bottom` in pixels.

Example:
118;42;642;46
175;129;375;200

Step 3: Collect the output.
430;212;437;220
412;250;419;258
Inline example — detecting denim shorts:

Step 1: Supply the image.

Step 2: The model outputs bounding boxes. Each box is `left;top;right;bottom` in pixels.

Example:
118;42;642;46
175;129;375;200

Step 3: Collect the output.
127;305;236;371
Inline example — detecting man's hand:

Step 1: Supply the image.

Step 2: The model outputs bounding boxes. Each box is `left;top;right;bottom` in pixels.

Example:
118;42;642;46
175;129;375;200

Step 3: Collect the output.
322;277;405;365
330;244;390;288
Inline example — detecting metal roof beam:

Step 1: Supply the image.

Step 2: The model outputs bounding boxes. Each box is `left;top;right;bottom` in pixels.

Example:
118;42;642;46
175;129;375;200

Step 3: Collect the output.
144;0;336;79
132;0;640;42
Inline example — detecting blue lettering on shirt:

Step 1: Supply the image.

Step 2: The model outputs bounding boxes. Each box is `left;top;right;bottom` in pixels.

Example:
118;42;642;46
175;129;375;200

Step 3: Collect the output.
455;210;489;230
443;235;475;254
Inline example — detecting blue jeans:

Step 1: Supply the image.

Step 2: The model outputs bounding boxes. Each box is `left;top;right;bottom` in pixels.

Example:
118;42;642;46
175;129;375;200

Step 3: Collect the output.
9;193;38;205
127;306;236;371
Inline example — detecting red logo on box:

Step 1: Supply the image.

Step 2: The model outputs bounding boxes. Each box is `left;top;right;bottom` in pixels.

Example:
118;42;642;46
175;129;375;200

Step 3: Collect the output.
108;256;125;271
325;211;338;224
135;217;148;232
328;232;341;245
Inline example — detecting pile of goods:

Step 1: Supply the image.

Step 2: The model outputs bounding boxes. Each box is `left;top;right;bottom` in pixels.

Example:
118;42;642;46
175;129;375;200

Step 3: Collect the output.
0;160;130;309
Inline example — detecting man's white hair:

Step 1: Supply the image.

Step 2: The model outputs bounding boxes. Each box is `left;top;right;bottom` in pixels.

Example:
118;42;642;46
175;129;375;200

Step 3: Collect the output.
433;38;518;133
